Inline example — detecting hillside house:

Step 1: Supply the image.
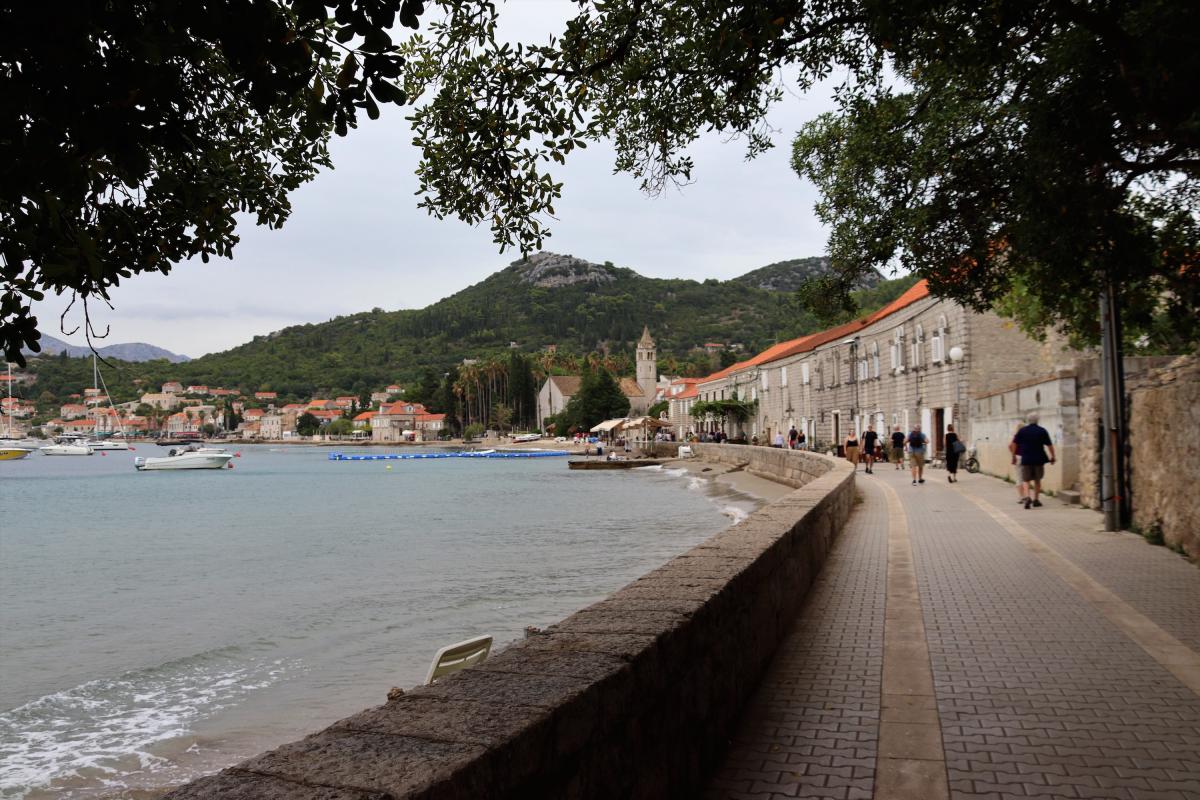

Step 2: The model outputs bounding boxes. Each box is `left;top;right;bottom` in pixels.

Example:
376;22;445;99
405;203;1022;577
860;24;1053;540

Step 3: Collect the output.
59;403;87;420
140;392;181;411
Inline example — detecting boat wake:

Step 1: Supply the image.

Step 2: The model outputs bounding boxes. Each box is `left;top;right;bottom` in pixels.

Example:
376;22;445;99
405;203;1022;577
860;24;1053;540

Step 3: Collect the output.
0;646;292;798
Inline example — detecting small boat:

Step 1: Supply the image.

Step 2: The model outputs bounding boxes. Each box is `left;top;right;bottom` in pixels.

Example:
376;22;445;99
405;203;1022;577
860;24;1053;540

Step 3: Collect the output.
511;433;541;443
0;445;33;461
41;443;94;456
135;444;234;471
87;439;130;451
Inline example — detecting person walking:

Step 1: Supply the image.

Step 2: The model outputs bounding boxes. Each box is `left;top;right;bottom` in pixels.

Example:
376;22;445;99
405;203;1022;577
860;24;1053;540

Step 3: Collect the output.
907;424;928;485
1008;424;1029;504
844;430;860;472
1013;412;1056;509
788;425;799;450
945;423;961;483
891;425;905;469
862;424;879;474
772;430;785;448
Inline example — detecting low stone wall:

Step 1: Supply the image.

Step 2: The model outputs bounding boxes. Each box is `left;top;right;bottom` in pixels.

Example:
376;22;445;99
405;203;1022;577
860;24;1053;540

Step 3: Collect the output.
166;447;855;800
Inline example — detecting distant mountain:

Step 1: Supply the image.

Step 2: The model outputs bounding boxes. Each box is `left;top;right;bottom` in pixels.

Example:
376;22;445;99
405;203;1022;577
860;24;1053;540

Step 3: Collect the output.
23;253;916;402
31;334;190;363
733;257;882;293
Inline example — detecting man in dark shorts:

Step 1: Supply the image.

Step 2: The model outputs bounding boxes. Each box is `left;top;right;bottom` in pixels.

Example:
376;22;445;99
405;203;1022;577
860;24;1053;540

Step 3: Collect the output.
1012;412;1056;509
862;424;879;474
890;426;905;469
788;425;799;449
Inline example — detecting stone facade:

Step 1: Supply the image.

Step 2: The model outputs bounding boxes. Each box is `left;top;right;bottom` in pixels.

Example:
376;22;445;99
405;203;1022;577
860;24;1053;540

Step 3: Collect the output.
1127;356;1200;557
164;447;855;800
676;282;1073;457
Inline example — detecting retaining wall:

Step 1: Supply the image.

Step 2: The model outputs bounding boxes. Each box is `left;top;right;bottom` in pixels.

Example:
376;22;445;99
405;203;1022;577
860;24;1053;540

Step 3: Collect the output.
166;446;855;800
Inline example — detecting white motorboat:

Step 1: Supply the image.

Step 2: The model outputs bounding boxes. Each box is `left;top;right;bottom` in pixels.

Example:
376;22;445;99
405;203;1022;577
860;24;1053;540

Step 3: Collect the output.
87;438;130;451
41;443;94;456
134;444;234;471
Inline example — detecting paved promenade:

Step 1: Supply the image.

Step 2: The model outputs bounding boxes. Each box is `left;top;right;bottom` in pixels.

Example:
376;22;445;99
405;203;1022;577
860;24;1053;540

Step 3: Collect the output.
707;462;1200;800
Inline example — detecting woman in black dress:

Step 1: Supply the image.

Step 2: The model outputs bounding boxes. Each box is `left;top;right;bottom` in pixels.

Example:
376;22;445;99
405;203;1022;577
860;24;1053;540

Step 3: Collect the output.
945;423;960;483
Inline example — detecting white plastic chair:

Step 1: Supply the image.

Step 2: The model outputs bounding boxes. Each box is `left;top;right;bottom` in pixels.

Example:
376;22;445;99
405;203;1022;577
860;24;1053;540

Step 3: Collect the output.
424;634;493;684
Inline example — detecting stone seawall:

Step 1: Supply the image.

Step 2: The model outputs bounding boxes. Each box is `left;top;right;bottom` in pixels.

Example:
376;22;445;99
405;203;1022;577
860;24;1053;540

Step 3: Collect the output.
166;446;856;800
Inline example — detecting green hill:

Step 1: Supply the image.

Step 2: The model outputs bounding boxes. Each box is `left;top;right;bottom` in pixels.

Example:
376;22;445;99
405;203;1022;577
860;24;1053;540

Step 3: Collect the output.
20;253;916;404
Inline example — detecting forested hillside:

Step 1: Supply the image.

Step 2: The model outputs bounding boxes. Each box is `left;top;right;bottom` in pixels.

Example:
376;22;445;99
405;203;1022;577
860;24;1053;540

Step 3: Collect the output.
20;254;918;403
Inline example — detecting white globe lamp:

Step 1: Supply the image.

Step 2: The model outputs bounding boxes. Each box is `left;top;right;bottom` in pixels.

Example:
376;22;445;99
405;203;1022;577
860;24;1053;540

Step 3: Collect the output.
948;345;964;362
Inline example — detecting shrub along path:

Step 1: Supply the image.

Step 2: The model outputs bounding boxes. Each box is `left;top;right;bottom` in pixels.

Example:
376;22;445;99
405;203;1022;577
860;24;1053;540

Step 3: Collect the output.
707;460;1200;800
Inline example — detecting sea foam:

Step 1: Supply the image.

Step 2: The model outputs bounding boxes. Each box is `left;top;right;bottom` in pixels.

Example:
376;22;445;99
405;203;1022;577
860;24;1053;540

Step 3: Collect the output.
0;647;290;798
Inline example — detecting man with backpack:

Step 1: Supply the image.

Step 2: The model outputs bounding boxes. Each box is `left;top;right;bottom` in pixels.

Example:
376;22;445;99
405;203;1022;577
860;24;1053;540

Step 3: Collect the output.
907;424;929;485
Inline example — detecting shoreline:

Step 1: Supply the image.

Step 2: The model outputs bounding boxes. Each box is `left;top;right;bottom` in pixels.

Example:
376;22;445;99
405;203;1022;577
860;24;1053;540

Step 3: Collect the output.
656;456;795;503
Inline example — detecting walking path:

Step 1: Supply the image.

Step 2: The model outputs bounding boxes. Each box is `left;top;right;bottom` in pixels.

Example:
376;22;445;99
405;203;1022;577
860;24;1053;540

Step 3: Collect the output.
707;463;1200;800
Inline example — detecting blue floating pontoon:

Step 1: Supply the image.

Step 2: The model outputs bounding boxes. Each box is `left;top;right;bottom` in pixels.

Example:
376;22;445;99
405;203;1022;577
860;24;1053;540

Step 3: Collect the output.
328;450;570;461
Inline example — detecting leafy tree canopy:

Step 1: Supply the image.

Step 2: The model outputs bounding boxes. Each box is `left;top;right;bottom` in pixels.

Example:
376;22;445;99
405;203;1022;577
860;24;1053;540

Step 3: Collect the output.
402;1;1198;347
1;0;425;363
560;367;630;432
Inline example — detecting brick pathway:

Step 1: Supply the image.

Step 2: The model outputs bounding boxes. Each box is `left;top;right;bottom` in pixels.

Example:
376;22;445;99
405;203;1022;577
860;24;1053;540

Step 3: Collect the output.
706;464;1200;800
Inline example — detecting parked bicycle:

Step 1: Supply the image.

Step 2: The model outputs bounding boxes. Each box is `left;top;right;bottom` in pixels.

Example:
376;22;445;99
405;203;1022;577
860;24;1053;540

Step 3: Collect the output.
964;445;981;474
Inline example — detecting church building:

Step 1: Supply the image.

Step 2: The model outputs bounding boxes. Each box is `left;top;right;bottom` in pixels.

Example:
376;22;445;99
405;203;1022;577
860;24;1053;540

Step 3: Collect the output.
535;326;659;431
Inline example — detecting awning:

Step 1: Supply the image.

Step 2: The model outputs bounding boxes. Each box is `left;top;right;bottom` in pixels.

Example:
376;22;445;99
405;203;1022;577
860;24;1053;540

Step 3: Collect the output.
618;416;669;431
590;418;626;433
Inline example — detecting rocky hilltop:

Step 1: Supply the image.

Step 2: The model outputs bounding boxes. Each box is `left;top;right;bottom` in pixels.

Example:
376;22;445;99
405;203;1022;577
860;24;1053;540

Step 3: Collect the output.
510;252;619;288
734;256;882;293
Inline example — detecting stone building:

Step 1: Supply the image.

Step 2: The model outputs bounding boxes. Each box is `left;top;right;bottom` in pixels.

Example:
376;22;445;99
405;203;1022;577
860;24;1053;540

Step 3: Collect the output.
672;281;1073;455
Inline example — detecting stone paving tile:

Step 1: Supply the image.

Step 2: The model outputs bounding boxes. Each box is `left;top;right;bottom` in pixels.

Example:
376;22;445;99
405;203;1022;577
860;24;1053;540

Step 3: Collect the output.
884;467;1200;800
706;478;889;800
949;470;1200;653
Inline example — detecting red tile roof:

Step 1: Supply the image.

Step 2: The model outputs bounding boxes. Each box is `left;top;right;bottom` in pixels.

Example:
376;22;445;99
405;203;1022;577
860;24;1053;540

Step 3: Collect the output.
865;279;930;323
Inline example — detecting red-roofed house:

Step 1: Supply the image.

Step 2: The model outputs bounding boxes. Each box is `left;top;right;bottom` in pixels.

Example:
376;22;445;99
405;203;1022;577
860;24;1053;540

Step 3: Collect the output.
243;408;265;420
162;382;183;394
60;403;87;420
334;396;358;408
254;391;278;401
352;410;374;430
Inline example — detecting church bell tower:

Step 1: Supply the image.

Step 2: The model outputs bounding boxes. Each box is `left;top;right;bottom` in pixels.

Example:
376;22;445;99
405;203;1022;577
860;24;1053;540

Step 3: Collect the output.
636;326;657;411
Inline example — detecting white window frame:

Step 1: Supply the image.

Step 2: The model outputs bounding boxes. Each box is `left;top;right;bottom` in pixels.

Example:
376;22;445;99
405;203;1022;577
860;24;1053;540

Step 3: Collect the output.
892;327;905;373
871;342;880;379
801;363;810;385
780;366;788;388
932;314;947;363
761;371;768;391
911;325;924;369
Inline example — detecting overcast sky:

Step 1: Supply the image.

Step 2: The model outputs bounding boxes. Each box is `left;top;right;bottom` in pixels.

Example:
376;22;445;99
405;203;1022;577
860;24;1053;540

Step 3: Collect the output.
35;2;844;358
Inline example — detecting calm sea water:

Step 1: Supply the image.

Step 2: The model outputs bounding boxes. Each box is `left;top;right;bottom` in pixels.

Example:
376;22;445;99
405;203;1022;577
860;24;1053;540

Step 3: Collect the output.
0;445;756;798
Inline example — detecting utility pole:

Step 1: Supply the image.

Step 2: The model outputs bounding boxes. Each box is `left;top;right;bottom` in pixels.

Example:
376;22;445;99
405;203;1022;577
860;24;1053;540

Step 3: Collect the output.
1099;279;1129;531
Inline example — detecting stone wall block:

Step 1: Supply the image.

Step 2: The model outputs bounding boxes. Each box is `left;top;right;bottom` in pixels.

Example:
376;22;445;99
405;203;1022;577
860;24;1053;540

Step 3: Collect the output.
236;730;488;798
165;771;389;800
